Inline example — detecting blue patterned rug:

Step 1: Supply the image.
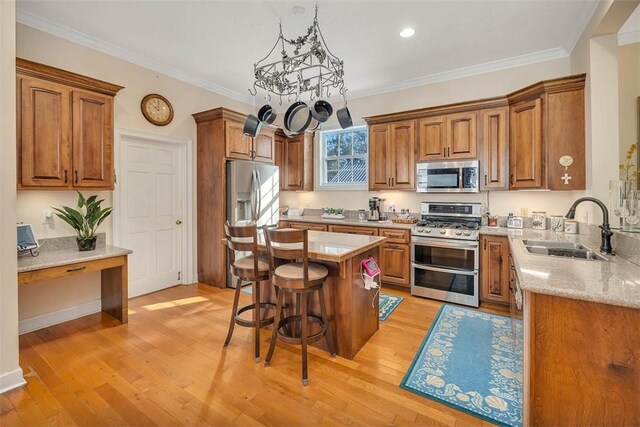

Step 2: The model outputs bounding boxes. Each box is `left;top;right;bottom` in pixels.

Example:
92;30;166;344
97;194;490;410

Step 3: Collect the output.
379;293;403;320
400;304;523;427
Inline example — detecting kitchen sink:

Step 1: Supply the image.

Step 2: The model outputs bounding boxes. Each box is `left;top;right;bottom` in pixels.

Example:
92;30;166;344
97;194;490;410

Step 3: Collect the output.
522;240;585;250
523;242;607;261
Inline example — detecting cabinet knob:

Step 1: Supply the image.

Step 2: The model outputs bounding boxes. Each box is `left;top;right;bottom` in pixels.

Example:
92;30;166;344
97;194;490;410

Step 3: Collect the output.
64;170;68;184
510;174;514;186
484;174;488;186
75;170;79;184
176;219;183;225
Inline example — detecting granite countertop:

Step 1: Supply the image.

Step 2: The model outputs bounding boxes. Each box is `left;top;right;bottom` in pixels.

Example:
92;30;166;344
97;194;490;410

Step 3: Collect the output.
18;245;133;273
281;215;415;230
498;228;640;309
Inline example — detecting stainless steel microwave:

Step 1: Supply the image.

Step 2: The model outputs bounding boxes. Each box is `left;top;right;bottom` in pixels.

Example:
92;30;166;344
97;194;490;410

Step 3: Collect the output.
416;160;479;193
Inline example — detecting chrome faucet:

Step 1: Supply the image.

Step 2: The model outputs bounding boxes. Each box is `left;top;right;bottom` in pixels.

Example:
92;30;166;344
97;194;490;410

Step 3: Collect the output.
565;197;614;255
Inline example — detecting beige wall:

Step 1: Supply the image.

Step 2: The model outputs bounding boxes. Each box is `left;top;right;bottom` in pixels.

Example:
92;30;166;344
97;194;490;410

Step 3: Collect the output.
0;0;25;393
15;23;251;323
282;56;595;221
618;42;640;169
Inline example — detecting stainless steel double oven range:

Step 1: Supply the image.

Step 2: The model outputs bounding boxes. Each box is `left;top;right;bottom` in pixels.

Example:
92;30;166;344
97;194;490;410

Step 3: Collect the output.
411;202;481;307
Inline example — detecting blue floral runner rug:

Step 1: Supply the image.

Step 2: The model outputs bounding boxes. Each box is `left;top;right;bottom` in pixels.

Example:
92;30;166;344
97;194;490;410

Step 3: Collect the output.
379;293;403;320
400;304;523;427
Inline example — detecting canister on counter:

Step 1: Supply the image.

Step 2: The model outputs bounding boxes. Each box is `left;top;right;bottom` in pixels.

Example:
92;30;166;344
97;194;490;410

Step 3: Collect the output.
532;211;546;230
550;215;564;232
564;220;578;234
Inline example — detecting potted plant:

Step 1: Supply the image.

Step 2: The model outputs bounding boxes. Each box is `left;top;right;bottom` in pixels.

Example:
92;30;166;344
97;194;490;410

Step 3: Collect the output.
52;192;113;251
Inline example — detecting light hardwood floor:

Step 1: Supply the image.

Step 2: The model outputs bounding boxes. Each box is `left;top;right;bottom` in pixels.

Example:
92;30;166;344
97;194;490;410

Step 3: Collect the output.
2;284;506;426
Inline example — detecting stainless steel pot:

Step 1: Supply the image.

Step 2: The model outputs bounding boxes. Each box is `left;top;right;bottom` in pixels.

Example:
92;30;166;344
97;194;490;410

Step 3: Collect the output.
311;100;333;123
284;101;312;134
243;114;262;137
257;104;276;124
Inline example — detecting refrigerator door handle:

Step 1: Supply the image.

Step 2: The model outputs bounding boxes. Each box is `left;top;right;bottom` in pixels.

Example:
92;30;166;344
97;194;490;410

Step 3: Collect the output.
250;170;257;222
255;170;262;223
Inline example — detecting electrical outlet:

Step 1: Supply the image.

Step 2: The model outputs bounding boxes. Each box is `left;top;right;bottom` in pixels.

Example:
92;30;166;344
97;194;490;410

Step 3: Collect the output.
43;209;53;224
520;207;528;217
387;203;396;213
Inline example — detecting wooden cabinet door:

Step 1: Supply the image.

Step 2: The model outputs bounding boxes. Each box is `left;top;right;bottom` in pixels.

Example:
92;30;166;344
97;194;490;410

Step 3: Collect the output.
72;90;114;189
274;133;284;190
19;77;72;188
253;128;275;163
418;116;446;161
480;235;510;304
480;108;508;190
390;121;416;189
225;120;253;161
447;112;477;159
327;225;378;236
284;135;303;190
380;243;410;286
509;98;542;189
369;124;392;190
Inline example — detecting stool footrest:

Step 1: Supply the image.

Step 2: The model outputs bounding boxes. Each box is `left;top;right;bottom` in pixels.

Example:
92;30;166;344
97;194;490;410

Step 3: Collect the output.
275;314;328;345
235;302;276;328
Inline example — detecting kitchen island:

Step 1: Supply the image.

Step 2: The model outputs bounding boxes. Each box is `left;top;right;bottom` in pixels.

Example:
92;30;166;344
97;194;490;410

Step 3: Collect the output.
226;230;387;360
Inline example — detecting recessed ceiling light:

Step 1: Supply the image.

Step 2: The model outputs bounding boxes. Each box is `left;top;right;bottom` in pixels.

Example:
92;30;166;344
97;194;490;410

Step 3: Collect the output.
291;5;305;15
400;27;416;38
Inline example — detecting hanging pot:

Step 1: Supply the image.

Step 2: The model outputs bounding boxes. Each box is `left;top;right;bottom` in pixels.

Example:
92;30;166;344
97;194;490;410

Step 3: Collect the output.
284;101;312;134
336;105;353;129
243;114;262;137
257;104;276;124
311;100;333;123
282;128;298;138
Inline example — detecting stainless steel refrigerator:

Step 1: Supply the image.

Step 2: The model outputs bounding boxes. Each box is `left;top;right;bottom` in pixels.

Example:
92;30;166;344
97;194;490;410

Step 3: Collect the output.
225;160;280;286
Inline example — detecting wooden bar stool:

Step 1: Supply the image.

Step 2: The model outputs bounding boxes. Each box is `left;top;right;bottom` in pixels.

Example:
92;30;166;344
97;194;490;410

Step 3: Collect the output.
223;222;275;362
262;226;336;386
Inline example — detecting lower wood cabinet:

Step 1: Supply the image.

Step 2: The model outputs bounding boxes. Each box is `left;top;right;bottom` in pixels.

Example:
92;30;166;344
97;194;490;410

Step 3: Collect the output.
480;234;510;304
379;242;410;287
327;224;378;235
287;222;327;232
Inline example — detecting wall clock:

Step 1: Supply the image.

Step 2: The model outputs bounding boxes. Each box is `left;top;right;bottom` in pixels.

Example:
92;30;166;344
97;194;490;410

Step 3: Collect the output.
141;93;174;126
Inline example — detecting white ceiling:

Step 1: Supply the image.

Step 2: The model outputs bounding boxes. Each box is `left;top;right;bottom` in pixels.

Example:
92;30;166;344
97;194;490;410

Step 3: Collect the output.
16;0;601;103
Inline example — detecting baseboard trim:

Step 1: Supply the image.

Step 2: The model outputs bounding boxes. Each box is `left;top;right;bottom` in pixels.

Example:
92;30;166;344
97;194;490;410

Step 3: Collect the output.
0;368;26;394
19;299;102;335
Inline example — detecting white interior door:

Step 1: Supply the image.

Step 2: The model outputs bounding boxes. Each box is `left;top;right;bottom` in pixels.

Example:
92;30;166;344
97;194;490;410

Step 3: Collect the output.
120;137;184;297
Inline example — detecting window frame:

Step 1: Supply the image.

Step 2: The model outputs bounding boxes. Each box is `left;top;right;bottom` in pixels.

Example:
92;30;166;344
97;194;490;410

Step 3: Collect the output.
316;125;369;191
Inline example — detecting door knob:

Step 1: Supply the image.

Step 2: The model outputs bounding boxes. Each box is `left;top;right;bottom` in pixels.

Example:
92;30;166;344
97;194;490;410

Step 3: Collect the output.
176;220;182;225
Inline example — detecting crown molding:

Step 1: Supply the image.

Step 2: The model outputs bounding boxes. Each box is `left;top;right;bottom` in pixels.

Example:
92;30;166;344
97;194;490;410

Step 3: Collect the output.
618;29;640;46
347;47;569;101
16;9;252;104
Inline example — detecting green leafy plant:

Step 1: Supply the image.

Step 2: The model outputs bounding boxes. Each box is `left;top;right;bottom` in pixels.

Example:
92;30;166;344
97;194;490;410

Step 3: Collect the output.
52;192;113;240
619;143;639;180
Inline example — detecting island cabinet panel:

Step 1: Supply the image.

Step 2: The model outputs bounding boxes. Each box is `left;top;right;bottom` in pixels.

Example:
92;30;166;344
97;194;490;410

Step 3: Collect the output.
19;77;72;188
418;116;447;161
447;112;477;159
369;124;392;189
509;98;543;189
72;90;114;189
480;235;509;304
527;294;640;426
328;225;378;235
480;107;509;190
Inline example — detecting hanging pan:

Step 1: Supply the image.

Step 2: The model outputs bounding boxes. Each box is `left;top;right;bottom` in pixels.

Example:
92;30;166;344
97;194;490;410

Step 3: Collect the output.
257;104;276;124
284;101;312;134
243;114;262;138
311;100;333;123
336;92;353;129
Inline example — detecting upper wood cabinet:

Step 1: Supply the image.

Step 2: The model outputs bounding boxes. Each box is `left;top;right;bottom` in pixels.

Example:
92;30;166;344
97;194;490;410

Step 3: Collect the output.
274;132;285;190
225;121;275;164
16;58;123;190
508;75;586;190
480;234;510;305
282;131;313;191
418;112;477;161
480;107;509;190
369;120;415;190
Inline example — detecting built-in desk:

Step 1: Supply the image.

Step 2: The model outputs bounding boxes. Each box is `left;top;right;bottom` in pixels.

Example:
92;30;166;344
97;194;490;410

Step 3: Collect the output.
18;245;132;324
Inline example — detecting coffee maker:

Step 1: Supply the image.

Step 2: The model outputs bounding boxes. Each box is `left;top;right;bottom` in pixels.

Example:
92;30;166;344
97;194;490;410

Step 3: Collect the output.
368;197;383;221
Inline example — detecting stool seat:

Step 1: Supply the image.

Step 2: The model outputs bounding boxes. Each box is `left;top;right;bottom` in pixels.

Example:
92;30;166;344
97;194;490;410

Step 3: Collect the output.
233;254;269;273
274;262;328;282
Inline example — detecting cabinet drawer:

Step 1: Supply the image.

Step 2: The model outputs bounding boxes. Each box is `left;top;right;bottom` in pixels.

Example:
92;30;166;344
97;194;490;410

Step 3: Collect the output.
288;222;327;232
378;228;410;244
18;256;126;285
328;225;378;236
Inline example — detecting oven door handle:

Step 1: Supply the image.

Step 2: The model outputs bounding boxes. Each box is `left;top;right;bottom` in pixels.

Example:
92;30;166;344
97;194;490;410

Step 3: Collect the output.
412;237;479;250
411;263;478;276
